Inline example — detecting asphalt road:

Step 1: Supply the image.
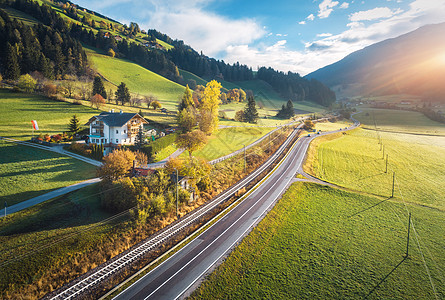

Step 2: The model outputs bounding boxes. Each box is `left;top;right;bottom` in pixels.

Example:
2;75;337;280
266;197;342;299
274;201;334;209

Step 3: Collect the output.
114;124;358;300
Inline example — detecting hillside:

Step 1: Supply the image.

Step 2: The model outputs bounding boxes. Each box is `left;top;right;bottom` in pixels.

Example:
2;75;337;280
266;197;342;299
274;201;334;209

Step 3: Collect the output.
86;47;185;111
306;23;445;100
0;0;336;109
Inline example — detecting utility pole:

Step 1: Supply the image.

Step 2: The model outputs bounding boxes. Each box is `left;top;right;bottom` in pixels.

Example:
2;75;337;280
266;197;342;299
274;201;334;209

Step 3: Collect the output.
385;154;388;173
243;144;246;173
405;213;412;258
391;172;395;198
175;168;179;219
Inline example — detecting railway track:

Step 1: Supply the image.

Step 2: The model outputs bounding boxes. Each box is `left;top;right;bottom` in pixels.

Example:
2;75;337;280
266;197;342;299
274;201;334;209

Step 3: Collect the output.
48;125;302;300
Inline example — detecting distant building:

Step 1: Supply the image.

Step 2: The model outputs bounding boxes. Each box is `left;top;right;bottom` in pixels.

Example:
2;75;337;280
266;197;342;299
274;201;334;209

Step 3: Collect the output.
115;36;123;41
86;110;149;150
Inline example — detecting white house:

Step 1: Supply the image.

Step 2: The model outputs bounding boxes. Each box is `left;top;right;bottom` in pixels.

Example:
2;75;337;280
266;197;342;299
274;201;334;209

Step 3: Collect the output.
86;110;149;147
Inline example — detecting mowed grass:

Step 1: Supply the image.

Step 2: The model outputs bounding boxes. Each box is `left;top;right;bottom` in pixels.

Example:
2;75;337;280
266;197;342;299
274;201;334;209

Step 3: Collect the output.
0;89;99;140
314;120;352;132
87;49;185;111
191;183;445;299
305;128;445;210
182;127;275;161
0;141;96;206
355;107;445;136
0;183;123;297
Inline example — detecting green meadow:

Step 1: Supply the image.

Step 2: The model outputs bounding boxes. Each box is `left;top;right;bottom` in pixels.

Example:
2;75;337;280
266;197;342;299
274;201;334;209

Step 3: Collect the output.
181;127;276;161
191;183;444;299
192;107;445;299
355;107;445;136
0;141;96;206
0;89;99;140
87;49;185;111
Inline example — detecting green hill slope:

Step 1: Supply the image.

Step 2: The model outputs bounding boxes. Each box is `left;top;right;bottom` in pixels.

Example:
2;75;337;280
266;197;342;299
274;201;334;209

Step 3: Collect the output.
87;48;185;111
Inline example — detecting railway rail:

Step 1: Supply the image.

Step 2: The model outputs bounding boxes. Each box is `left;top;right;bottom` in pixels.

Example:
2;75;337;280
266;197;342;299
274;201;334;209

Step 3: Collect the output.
47;125;302;300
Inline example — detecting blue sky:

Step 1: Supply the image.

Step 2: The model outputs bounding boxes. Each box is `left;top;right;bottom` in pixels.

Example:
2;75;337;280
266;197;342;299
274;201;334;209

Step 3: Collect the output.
74;0;445;75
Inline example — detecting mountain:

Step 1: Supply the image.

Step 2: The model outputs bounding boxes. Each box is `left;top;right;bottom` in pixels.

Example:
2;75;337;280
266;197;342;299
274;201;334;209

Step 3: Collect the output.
0;0;336;108
306;23;445;100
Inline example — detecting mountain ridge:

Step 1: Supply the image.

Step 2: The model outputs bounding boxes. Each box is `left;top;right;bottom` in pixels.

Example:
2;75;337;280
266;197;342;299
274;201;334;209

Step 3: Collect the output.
306;22;445;100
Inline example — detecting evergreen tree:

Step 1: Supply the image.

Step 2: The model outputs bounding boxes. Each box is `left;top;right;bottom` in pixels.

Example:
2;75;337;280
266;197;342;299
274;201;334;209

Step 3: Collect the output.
244;95;259;124
92;76;107;99
286;100;295;118
178;85;194;111
69;114;81;133
115;82;130;105
134;127;144;149
4;43;20;80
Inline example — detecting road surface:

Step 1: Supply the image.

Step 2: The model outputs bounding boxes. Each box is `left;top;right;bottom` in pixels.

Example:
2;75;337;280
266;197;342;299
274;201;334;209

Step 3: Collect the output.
114;124;358;300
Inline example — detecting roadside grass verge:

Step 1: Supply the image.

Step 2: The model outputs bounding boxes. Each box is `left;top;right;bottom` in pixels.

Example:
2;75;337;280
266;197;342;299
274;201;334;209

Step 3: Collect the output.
191;182;445;299
304;128;445;210
181;127;276;161
355;107;445;136
0;140;97;206
0;89;99;140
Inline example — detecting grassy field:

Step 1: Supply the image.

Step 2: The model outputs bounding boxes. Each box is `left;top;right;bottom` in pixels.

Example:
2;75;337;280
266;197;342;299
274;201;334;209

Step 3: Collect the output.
0;183;125;298
0;140;97;206
181;127;275;161
355;107;445;136
3;7;41;26
304;128;445;210
191;183;444;299
0;89;99;140
314;120;352;132
86;48;185;111
179;69;208;87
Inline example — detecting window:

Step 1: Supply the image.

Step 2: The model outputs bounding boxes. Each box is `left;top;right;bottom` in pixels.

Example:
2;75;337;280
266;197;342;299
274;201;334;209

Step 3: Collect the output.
116;130;119;134
116;139;119;143
124;130;126;134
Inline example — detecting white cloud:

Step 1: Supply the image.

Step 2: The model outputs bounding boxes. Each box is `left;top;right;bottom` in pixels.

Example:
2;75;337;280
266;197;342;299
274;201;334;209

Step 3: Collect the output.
316;33;333;37
349;7;401;21
299;20;306;25
318;0;340;18
340;2;350;9
75;0;445;76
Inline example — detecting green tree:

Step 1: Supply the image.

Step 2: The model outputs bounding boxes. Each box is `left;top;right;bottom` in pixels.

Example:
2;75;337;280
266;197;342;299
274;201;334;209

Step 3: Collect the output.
134;127;144;149
115;82;130;105
5;43;20;80
244;95;259;124
68;114;81;133
178;85;194;111
176;130;208;163
92;76;107;99
177;107;196;132
18;74;37;93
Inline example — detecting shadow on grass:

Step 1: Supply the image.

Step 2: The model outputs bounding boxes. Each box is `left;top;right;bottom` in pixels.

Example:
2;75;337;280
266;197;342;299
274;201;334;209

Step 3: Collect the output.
348;197;392;218
356;171;386;182
365;256;407;299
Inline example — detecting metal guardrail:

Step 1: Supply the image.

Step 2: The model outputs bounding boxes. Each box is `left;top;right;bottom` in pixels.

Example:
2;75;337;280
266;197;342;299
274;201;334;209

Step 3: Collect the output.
48;126;302;300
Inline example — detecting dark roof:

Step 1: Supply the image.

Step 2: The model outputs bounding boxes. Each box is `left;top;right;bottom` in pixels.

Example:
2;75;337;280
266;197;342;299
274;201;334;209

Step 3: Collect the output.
88;112;148;127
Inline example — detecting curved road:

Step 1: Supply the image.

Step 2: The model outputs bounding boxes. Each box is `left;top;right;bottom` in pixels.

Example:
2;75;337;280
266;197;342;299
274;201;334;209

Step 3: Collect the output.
114;122;359;300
